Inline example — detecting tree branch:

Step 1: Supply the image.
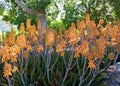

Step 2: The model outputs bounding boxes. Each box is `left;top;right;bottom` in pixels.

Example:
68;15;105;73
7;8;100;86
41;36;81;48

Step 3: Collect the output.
15;0;34;14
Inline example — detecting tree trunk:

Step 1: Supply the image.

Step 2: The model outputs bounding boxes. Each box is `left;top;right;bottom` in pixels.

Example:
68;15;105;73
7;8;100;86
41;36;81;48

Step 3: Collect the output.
36;10;48;42
36;10;47;42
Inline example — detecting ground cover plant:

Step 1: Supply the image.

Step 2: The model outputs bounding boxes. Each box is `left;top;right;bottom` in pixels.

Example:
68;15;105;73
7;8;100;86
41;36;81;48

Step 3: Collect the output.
0;14;120;86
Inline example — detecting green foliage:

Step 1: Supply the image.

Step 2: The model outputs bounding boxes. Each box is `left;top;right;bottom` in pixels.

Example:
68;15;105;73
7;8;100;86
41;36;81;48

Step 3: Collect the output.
91;73;107;86
0;6;4;15
1;0;120;30
109;0;120;20
63;0;82;28
26;0;51;11
49;20;65;31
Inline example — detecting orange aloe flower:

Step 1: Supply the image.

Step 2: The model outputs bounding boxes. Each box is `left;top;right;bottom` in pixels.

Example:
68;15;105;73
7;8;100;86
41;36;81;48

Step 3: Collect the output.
12;66;18;73
87;53;93;60
97;19;104;28
9;46;17;63
67;24;79;45
88;60;96;69
8;30;15;46
26;44;32;52
102;28;108;37
105;23;112;30
99;19;104;25
1;45;10;63
56;45;63;53
74;45;81;58
3;63;12;77
81;40;89;55
20;23;25;33
85;13;90;22
26;19;31;30
33;35;38;43
87;21;99;39
12;45;20;54
77;20;86;37
16;34;26;49
36;45;44;53
46;29;55;48
96;36;106;50
56;40;66;57
10;56;17;63
28;25;36;38
91;46;100;58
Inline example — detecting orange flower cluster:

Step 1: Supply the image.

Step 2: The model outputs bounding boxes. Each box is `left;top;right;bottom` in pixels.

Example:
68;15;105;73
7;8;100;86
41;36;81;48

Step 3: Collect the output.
85;14;90;24
16;34;26;49
12;66;18;73
1;13;120;77
97;19;104;28
74;40;89;58
88;60;96;69
0;30;20;77
87;20;99;39
3;30;15;46
3;63;18;77
36;44;44;53
81;40;89;55
26;44;32;52
3;63;12;77
46;29;55;48
20;23;25;33
28;25;36;38
77;20;86;37
84;14;96;69
91;36;106;59
26;19;31;30
56;40;66;57
74;45;81;58
110;25;120;52
1;45;9;63
87;53;93;60
0;19;44;78
64;23;78;46
75;14;120;68
1;44;20;63
9;45;18;62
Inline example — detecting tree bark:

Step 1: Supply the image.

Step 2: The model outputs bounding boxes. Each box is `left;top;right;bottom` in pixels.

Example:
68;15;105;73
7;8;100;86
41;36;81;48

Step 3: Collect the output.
15;0;34;14
36;10;47;41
